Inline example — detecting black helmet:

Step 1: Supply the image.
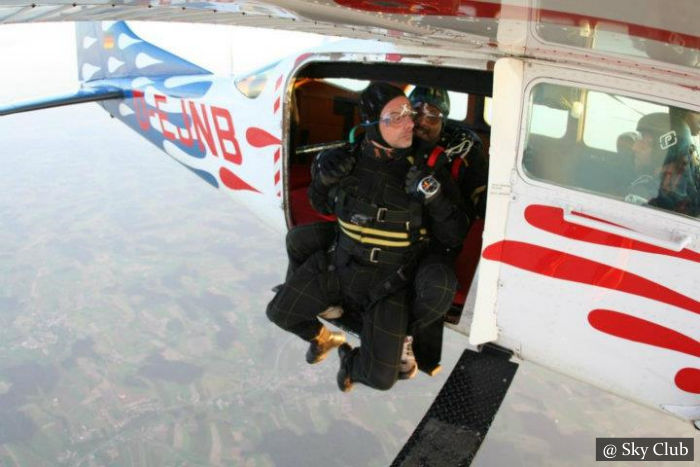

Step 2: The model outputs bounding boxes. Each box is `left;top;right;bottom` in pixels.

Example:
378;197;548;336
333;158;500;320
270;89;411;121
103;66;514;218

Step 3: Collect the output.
636;112;674;153
636;112;670;138
408;86;450;118
360;82;405;123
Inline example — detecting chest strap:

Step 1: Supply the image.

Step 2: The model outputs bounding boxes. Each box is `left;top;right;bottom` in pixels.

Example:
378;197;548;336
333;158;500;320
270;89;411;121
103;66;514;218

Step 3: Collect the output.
426;146;445;169
344;197;415;225
451;157;463;180
427;145;462;182
338;218;412;247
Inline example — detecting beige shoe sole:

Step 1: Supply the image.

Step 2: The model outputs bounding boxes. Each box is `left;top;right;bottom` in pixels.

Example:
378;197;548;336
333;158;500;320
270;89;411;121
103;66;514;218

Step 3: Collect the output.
318;306;344;320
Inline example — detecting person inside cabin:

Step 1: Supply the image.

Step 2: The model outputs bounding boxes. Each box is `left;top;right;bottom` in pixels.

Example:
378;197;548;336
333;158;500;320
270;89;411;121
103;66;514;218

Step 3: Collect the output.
624;112;672;205
266;82;468;392
653;107;700;216
616;131;641;167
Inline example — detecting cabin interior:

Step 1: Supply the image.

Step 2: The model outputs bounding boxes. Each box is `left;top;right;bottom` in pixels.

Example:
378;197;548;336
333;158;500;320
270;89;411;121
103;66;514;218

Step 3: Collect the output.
284;62;494;327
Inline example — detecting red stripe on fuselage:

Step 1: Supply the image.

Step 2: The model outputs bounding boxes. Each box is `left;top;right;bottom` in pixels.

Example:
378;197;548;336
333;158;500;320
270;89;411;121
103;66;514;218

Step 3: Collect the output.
273;97;281;114
588;309;700;394
246;127;281;148
525;205;700;263
588;309;700;358
219;168;260;193
275;75;283;91
294;53;313;68
482;240;699;315
675;368;700;394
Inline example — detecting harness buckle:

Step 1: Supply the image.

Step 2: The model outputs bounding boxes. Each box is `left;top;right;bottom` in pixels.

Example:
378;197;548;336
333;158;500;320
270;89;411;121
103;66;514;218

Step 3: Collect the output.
376;207;387;222
369;247;381;264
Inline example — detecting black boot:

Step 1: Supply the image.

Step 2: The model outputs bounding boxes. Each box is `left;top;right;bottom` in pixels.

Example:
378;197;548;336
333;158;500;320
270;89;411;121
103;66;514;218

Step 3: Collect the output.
337;343;354;392
306;326;346;364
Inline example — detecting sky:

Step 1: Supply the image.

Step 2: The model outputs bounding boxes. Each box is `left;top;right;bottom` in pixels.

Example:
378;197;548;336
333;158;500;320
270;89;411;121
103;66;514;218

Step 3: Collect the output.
0;22;332;101
0;21;697;467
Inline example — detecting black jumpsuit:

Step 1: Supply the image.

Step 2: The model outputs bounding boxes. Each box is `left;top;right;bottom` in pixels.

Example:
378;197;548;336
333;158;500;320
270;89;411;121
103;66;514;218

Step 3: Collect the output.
267;139;468;390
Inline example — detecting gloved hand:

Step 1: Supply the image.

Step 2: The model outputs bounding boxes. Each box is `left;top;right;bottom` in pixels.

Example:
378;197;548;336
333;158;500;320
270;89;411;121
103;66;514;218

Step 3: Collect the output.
405;166;441;203
315;148;355;186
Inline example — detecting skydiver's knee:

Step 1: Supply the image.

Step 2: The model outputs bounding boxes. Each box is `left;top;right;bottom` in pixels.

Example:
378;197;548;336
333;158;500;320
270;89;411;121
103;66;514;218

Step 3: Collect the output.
265;300;278;323
285;229;304;258
416;262;456;287
443;267;458;292
415;264;457;298
265;295;285;324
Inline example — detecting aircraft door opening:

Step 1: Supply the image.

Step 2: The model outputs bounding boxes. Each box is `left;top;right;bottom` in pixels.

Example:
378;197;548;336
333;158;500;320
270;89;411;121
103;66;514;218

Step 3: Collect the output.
284;60;495;341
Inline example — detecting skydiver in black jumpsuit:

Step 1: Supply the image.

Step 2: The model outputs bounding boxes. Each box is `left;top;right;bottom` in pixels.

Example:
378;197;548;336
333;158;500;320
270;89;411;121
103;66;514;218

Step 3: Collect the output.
266;83;468;391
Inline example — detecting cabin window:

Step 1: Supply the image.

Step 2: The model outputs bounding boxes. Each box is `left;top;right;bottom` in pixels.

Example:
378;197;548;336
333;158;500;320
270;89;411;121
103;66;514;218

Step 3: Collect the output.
534;0;700;68
234;61;280;98
447;91;468;121
325;78;369;92
583;92;666;151
529;104;568;139
523;82;700;220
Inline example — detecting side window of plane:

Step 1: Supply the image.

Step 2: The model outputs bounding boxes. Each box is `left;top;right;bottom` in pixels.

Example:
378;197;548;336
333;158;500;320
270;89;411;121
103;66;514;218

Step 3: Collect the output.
523;82;700;220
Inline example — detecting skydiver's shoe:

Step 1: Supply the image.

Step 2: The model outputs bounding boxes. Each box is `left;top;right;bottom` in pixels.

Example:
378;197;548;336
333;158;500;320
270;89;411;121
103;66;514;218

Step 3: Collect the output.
337;343;354;392
398;336;417;380
305;326;346;364
318;305;344;320
271;283;283;293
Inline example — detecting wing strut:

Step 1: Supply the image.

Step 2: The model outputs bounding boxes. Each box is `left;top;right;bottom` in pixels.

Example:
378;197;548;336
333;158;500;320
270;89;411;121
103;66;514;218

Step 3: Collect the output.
0;86;124;116
392;345;519;466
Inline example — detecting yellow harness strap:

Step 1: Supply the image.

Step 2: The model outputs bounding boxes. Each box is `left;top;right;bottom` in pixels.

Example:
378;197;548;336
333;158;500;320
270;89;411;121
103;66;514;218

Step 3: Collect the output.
338;218;412;248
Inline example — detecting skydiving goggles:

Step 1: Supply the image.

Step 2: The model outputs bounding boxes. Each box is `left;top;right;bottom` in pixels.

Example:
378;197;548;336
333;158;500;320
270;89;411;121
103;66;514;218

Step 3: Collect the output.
412;102;445;124
377;103;418;127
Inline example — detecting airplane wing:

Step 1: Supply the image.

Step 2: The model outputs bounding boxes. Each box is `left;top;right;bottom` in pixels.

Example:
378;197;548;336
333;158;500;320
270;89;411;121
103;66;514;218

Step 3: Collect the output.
0;0;471;47
0;1;698;72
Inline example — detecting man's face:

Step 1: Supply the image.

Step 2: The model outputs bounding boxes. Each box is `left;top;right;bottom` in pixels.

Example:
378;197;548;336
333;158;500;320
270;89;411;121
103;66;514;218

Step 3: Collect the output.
378;96;415;149
412;102;444;144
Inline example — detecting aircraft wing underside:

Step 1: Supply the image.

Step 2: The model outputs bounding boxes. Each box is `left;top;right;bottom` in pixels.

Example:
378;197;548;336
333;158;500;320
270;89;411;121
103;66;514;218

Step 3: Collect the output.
1;0;700;77
0;0;494;49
